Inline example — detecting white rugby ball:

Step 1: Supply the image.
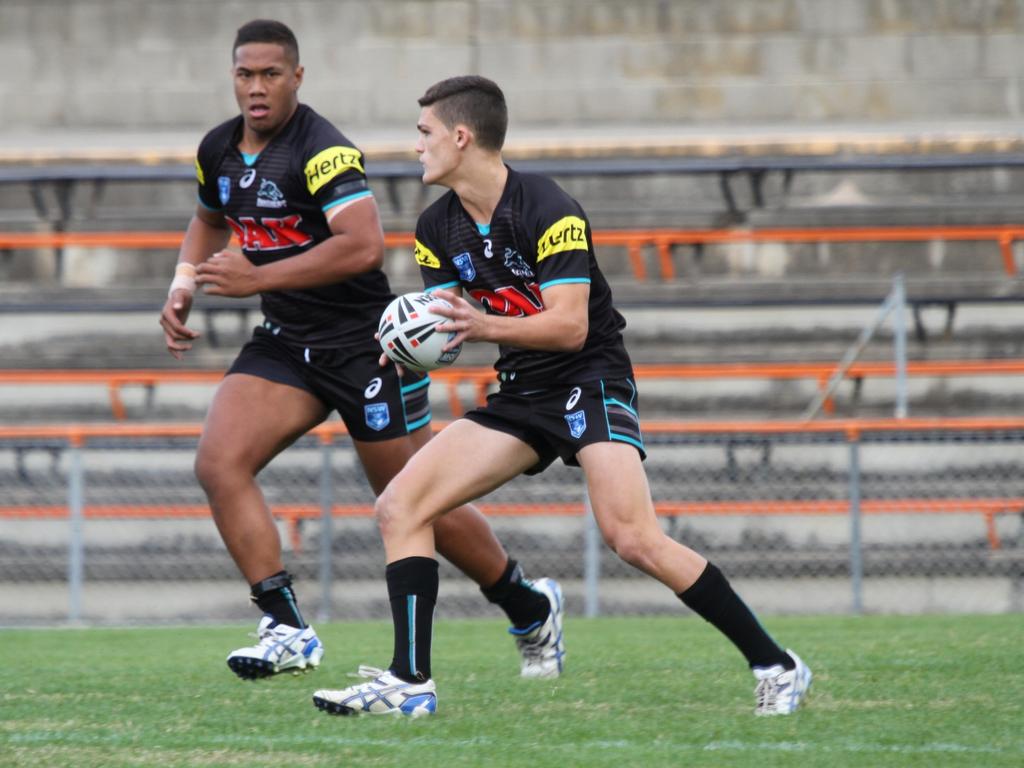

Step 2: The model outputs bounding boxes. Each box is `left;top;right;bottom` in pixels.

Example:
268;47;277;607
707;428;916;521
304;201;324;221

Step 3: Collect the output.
378;292;462;372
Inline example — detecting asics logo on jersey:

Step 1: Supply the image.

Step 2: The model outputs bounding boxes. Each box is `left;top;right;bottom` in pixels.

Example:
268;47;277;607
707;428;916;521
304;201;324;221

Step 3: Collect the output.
537;216;587;262
483;238;494;258
256;179;287;208
239;168;257;189
227;215;314;252
305;145;365;194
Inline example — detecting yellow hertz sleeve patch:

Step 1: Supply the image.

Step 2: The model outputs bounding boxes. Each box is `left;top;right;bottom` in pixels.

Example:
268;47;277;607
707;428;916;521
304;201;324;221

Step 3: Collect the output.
304;146;365;195
414;239;440;269
194;157;205;186
536;215;587;262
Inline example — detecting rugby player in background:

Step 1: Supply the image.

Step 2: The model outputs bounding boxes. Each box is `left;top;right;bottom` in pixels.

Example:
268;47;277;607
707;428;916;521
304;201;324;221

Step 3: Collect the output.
159;21;563;682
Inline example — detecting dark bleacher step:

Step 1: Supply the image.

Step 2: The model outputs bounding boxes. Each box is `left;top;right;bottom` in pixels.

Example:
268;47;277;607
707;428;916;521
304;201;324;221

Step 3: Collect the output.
606;274;1024;308
0;283;255;315
4;271;1022;313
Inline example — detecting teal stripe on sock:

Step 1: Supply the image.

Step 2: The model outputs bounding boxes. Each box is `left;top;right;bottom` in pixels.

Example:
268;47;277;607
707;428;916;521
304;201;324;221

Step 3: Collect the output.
283;586;304;628
407;595;417;676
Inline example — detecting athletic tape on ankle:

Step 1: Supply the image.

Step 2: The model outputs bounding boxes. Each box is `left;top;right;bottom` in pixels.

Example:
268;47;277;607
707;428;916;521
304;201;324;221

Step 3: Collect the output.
168;262;197;296
250;571;293;598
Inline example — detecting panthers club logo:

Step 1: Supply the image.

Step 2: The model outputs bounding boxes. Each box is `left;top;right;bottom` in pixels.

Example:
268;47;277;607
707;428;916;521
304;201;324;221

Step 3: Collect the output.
256;178;287;208
503;247;534;278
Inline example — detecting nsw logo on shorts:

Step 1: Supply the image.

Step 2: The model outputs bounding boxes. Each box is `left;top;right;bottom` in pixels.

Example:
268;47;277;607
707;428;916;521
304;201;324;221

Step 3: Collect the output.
565;410;587;439
364;403;390;431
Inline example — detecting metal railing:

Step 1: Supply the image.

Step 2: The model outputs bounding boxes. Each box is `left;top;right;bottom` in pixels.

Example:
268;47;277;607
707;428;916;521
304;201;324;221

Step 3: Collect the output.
2;417;1022;624
1;225;1021;279
6;358;1024;421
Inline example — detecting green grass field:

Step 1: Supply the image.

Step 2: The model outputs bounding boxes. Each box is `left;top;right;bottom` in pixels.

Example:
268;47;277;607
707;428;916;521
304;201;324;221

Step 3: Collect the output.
3;614;1023;768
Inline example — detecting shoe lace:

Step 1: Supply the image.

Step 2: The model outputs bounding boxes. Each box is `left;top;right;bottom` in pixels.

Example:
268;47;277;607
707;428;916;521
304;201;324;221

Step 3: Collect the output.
342;663;393;688
515;629;550;662
248;623;306;657
246;627;276;646
351;664;387;681
755;675;779;713
254;622;297;645
246;622;273;642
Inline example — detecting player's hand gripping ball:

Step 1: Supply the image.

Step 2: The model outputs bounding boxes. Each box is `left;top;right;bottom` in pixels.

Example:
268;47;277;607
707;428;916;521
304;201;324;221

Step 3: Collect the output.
378;292;462;372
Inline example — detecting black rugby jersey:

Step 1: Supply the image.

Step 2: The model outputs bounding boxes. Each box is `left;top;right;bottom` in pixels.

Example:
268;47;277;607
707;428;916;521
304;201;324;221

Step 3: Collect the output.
195;104;392;347
415;167;632;387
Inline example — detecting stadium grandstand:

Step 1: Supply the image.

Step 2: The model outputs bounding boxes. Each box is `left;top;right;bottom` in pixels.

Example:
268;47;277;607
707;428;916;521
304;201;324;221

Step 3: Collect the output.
1;0;1023;627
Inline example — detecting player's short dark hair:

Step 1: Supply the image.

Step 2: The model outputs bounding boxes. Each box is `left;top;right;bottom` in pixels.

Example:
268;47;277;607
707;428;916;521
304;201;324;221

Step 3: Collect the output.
233;19;300;66
418;76;508;152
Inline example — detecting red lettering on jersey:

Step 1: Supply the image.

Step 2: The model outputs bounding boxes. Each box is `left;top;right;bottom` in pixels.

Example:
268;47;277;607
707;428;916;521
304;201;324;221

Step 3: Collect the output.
470;283;544;316
226;215;313;252
263;215;314;248
227;217;272;250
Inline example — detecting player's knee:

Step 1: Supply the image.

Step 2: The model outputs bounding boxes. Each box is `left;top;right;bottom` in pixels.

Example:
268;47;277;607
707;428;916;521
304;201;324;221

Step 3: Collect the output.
603;526;653;569
194;443;241;494
374;483;408;538
193;448;219;493
375;481;430;540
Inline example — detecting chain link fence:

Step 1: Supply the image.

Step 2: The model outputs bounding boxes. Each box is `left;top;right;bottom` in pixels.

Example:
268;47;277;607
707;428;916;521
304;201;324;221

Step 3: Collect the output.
1;421;1023;626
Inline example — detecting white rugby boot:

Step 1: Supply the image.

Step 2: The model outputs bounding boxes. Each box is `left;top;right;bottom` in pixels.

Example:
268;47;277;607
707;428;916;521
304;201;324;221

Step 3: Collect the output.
312;665;437;717
509;577;566;678
226;615;324;680
753;650;812;715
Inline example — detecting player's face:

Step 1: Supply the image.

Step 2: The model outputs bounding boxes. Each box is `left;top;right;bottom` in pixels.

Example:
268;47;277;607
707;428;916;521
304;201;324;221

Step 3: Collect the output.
415;107;460;187
232;42;303;138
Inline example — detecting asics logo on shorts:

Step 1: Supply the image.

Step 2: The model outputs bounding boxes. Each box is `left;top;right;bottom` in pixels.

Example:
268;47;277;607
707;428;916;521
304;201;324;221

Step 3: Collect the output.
364;377;382;399
565;387;581;410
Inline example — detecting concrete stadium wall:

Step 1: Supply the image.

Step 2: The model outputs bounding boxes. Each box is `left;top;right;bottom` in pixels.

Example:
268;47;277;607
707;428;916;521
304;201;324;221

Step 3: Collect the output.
1;0;1023;131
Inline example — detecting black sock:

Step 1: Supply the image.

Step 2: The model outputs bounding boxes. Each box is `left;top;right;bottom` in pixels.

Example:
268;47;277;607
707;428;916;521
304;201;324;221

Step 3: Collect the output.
250;570;306;629
480;559;550;629
678;562;793;670
387;556;439;683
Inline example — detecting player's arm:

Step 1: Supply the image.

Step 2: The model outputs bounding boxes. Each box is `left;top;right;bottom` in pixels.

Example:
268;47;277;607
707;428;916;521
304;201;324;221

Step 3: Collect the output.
261;194;385;288
431;282;589;353
159;204;231;359
180;205;232;265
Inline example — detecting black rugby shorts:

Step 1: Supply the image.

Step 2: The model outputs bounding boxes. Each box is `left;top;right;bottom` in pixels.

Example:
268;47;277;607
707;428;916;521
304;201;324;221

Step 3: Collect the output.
227;327;430;441
462;377;646;475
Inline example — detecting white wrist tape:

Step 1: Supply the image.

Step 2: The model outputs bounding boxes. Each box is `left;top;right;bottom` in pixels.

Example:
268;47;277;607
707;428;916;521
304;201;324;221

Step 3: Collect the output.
168;262;197;296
